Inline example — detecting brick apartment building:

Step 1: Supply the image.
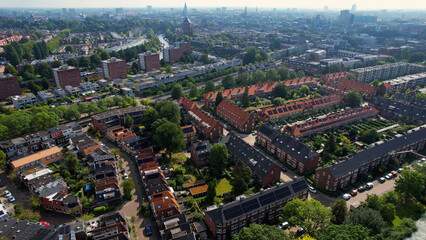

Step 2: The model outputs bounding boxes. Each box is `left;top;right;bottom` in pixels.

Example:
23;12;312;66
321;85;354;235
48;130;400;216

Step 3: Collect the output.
315;128;426;191
378;73;426;96
257;95;342;122
374;97;426;125
53;65;82;88
204;179;309;239
257;125;320;173
179;97;223;140
0;73;21;100
182;125;197;145
10;146;63;172
204;78;318;108
102;57;127;80
216;100;255;132
282;58;323;74
164;41;191;62
323;78;377;99
138;51;161;72
91;106;145;133
222;133;281;187
284;105;379;138
190;140;211;168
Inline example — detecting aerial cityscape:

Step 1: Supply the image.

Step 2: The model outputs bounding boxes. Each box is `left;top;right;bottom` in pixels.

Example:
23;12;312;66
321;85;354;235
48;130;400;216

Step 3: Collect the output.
0;1;425;240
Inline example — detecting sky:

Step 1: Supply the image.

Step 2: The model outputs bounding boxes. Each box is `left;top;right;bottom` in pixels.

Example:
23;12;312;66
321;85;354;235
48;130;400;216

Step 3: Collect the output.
0;0;425;10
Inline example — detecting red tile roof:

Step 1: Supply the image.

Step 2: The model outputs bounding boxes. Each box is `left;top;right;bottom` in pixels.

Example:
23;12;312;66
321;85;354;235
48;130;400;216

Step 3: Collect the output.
217;100;251;126
284;105;379;137
323;79;376;97
179;97;198;111
322;72;347;81
189;185;208;196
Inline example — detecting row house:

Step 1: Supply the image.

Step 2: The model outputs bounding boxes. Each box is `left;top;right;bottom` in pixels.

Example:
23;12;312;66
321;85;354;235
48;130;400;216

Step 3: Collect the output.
378;73;426;96
284;105;379;138
257;125;320;173
108;126;142;153
204;78;318;108
221;133;281;187
322;78;377;99
182;125;197;145
374;97;426;125
86;212;130;240
95;177;121;206
282;58;323;74
151;191;182;221
216;100;256;133
190;140;212;168
179;97;224;140
10;146;63;172
257;95;342;122
91;106;145;133
204;179;309;240
321;72;347;82
393;93;426;110
159;214;196;240
315;127;426;191
70;134;101;157
182;180;206;191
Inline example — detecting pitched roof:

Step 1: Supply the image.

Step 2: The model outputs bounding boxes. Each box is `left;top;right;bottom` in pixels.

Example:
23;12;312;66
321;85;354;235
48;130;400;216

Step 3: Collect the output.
224;133;278;180
11;146;61;169
323;79;376;96
324;127;426;178
179;97;198;111
271;134;320;163
257;124;280;140
374;97;426;121
206;179;309;224
217;100;252;125
189;185;208;196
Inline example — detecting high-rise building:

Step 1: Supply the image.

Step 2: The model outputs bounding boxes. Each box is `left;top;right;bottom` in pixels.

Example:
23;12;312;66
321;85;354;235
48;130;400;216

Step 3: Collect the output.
116;8;123;14
68;8;76;16
0;73;21;100
183;17;192;36
102;58;127;80
222;7;227;13
62;8;67;14
163;41;191;62
183;2;188;17
147;5;152;12
340;10;353;27
138;52;160;72
352;4;357;12
53;65;82;88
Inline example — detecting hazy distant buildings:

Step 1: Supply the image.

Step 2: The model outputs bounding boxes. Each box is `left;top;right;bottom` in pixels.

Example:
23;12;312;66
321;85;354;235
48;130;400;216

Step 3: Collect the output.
340;10;354;27
183;17;192;36
115;8;123;14
147;5;152;12
352;4;357;12
183;2;188;17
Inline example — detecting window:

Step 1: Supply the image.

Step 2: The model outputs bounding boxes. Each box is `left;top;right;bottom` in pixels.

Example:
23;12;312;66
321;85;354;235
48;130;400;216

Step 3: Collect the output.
52;155;55;159
46;157;50;160
57;153;60;156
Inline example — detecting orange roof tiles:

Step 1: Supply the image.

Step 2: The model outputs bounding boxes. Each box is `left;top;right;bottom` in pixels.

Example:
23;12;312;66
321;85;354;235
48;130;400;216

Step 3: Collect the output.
189;185;208;196
217;100;251;125
323;79;376;97
182;180;206;189
179;97;198;111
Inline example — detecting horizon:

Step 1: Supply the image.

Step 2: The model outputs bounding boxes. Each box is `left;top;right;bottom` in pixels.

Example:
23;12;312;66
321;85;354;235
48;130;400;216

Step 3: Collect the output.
0;0;425;11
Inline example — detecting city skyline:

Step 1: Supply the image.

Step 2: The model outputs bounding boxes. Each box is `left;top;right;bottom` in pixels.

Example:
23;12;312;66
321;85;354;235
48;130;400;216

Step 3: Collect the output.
0;0;425;10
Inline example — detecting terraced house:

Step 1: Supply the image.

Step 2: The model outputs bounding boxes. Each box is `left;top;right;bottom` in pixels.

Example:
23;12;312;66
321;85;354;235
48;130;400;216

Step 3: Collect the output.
216;100;255;132
257;125;320;173
315;127;426;191
204;78;318;108
257;95;342;122
204;179;309;240
284;105;379;138
91;106;145;133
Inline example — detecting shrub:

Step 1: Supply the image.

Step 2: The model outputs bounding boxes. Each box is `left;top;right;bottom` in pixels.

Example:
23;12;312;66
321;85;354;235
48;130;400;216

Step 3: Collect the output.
94;206;106;215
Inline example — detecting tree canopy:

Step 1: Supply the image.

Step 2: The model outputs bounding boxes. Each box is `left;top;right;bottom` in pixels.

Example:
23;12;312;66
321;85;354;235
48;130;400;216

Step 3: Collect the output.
209;143;229;176
153;121;185;156
157;101;181;124
233;224;291;240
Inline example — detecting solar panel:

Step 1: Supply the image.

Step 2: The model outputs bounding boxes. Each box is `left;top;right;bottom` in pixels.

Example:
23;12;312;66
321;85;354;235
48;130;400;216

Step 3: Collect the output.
315;101;320;105
291;180;308;193
323;98;328;103
223;205;244;220
258;192;277;206
274;186;291;200
319;100;324;104
268;110;273;115
241;199;260;213
312;102;316;105
283;108;288;112
288;106;293;111
297;104;302;109
273;110;278;114
278;108;283;113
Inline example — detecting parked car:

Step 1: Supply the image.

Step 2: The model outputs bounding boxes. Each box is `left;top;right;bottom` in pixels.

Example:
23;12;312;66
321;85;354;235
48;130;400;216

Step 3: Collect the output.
343;193;351;200
366;182;374;189
350;189;358;196
122;169;127;174
358;185;366;192
379;177;386;183
309;186;317;193
145;225;152;236
391;171;398;176
397;168;404;173
281;167;287;172
385;173;393;180
123;172;129;179
297;227;305;234
278;221;289;229
4;190;11;197
8;195;15;202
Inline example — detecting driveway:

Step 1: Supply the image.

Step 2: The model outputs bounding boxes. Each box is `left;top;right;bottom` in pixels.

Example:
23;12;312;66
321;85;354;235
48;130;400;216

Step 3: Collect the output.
101;139;159;240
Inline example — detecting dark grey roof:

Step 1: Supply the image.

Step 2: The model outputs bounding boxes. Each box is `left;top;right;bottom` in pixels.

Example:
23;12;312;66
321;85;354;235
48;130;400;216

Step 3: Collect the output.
257;124;279;140
226;133;278;180
0;218;56;240
272;134;319;164
192;140;212;158
206;179;309;224
374;97;426;120
325;127;426;178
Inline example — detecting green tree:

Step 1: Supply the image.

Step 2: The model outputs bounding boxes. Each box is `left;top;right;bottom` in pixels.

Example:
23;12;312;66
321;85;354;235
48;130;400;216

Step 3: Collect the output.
0;150;7;171
330;199;348;224
65;106;81;121
409;52;425;63
79;56;91;68
241;87;250;108
153;121;185;156
30;194;41;208
206;178;217;204
345;89;362;107
343;207;386;235
360;129;379;144
165;65;172;73
215;92;223;107
209;143;229;176
252;70;266;82
204;80;215;93
345;72;357;81
401;47;410;60
318;224;371;240
289;71;298;79
237;72;250;86
380;203;396;223
22;63;35;80
297;70;305;78
121;178;135;201
157;101;181;124
65;45;73;52
372;80;380;88
300;85;309;96
232;160;252;195
4;65;19;76
385;56;396;63
31;112;60;131
41;78;50;90
100;50;110;60
124;115;134;128
233;224;291;240
0;125;8;141
171;84;184;100
90;53;102;68
189;86;198;99
67;58;79;67
131;62;138;74
52;60;62;68
266;68;280;81
222;75;236;89
141;107;159;129
273;83;288;98
243;47;269;65
273;97;285;106
281;198;332;237
200;54;210;64
395;169;425;202
278;67;290;80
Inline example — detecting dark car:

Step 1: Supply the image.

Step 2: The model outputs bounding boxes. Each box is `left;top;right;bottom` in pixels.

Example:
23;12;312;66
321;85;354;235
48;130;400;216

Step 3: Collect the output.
379;177;386;183
282;167;287;172
145;225;152;236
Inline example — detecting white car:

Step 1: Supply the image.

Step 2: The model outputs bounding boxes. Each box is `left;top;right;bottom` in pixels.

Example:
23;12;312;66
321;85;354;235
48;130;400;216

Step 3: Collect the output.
4;190;12;197
278;221;289;229
309;186;317;193
8;195;16;202
343;193;351;200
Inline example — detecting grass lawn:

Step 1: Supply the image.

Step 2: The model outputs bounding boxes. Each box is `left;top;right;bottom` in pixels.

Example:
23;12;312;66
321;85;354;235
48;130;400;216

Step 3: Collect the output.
216;178;232;196
171;152;201;183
